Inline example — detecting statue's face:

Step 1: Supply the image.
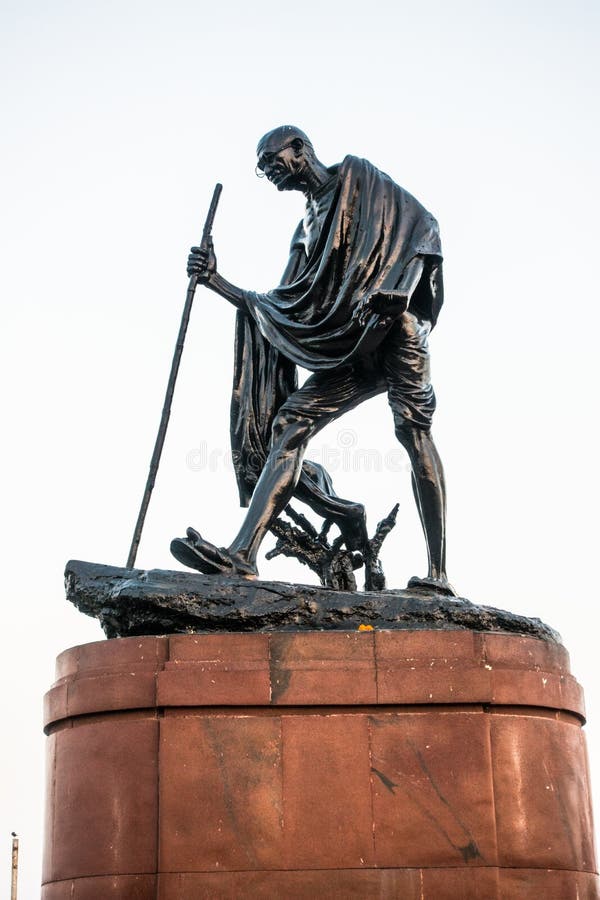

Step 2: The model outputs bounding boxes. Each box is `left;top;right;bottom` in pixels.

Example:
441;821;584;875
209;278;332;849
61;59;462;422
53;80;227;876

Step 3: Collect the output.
256;136;307;191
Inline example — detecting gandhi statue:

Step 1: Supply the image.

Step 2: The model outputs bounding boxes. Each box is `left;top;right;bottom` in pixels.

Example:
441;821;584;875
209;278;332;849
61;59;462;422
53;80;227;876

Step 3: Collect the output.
171;126;454;595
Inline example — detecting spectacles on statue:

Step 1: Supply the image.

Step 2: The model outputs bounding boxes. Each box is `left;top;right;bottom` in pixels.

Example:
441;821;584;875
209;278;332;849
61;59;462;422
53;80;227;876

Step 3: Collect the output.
255;140;300;177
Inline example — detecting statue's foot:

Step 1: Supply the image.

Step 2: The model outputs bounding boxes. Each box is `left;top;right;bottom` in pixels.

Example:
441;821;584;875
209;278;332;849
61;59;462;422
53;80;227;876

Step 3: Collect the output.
407;575;458;597
170;528;258;577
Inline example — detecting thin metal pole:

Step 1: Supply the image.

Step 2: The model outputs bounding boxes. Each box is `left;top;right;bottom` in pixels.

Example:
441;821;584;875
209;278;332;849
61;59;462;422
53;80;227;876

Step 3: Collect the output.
10;834;18;900
126;183;222;570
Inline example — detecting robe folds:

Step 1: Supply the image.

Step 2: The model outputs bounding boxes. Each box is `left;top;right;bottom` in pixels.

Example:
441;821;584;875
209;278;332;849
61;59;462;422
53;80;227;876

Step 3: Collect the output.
230;155;444;508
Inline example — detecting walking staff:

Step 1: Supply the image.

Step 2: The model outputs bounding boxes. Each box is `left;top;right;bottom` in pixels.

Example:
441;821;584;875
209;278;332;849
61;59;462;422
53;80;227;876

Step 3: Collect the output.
10;833;18;900
126;183;222;569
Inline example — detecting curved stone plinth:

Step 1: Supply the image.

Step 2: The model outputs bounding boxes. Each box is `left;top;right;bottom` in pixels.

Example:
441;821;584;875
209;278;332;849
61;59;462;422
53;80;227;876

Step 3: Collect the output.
43;630;598;899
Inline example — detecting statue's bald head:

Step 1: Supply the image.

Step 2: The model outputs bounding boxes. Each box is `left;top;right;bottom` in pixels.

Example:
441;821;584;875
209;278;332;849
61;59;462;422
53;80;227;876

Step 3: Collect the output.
256;125;314;159
256;126;324;194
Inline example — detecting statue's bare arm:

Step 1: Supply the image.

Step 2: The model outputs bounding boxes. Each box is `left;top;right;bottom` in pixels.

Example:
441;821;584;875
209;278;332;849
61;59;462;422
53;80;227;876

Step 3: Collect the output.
187;240;246;309
187;235;306;310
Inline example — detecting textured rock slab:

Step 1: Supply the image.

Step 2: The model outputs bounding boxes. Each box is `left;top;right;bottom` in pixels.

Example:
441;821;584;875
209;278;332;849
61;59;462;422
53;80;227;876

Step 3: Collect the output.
65;559;561;642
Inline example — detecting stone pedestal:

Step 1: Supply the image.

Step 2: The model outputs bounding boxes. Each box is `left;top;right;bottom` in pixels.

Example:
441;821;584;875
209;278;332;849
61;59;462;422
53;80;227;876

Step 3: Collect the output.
43;630;598;899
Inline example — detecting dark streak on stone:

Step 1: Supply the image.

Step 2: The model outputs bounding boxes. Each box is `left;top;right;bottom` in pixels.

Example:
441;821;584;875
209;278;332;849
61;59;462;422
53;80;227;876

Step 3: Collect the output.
554;782;578;863
408;738;484;862
459;840;481;862
371;767;398;794
203;719;258;867
269;636;293;704
546;742;579;864
269;666;292;704
412;794;462;853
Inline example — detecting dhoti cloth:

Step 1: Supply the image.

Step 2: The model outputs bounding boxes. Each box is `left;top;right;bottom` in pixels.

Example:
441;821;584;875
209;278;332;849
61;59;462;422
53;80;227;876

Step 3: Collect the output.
276;312;435;437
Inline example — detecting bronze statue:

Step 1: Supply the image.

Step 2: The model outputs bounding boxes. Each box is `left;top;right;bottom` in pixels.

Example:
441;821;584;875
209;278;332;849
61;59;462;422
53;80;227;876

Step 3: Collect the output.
171;126;454;595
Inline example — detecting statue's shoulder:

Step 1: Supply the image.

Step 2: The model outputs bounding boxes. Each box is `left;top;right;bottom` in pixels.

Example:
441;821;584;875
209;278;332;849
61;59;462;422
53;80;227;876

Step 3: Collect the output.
340;155;395;185
340;154;369;173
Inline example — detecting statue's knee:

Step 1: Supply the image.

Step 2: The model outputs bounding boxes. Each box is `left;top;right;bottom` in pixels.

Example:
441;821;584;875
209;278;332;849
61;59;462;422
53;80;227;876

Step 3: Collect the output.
393;418;414;448
271;410;292;444
271;412;313;452
394;419;430;455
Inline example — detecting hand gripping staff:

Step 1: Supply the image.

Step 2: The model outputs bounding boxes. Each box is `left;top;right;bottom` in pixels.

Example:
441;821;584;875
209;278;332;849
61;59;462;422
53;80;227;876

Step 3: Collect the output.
126;183;223;569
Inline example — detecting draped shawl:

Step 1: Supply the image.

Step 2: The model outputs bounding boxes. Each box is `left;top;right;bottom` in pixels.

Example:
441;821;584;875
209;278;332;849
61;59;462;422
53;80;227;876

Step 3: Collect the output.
230;155;443;507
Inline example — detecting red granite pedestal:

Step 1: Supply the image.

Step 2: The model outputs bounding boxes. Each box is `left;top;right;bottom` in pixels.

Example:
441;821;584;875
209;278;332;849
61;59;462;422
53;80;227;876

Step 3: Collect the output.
43;630;599;899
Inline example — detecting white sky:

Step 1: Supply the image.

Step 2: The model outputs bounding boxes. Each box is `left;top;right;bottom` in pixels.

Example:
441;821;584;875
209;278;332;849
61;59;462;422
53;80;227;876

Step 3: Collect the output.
1;0;599;895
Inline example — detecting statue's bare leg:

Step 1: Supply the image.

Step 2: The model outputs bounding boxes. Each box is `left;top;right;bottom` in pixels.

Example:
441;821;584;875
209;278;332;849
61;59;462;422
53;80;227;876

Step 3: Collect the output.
226;364;382;568
228;421;310;567
382;312;454;595
170;421;309;576
171;365;379;577
394;423;454;594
